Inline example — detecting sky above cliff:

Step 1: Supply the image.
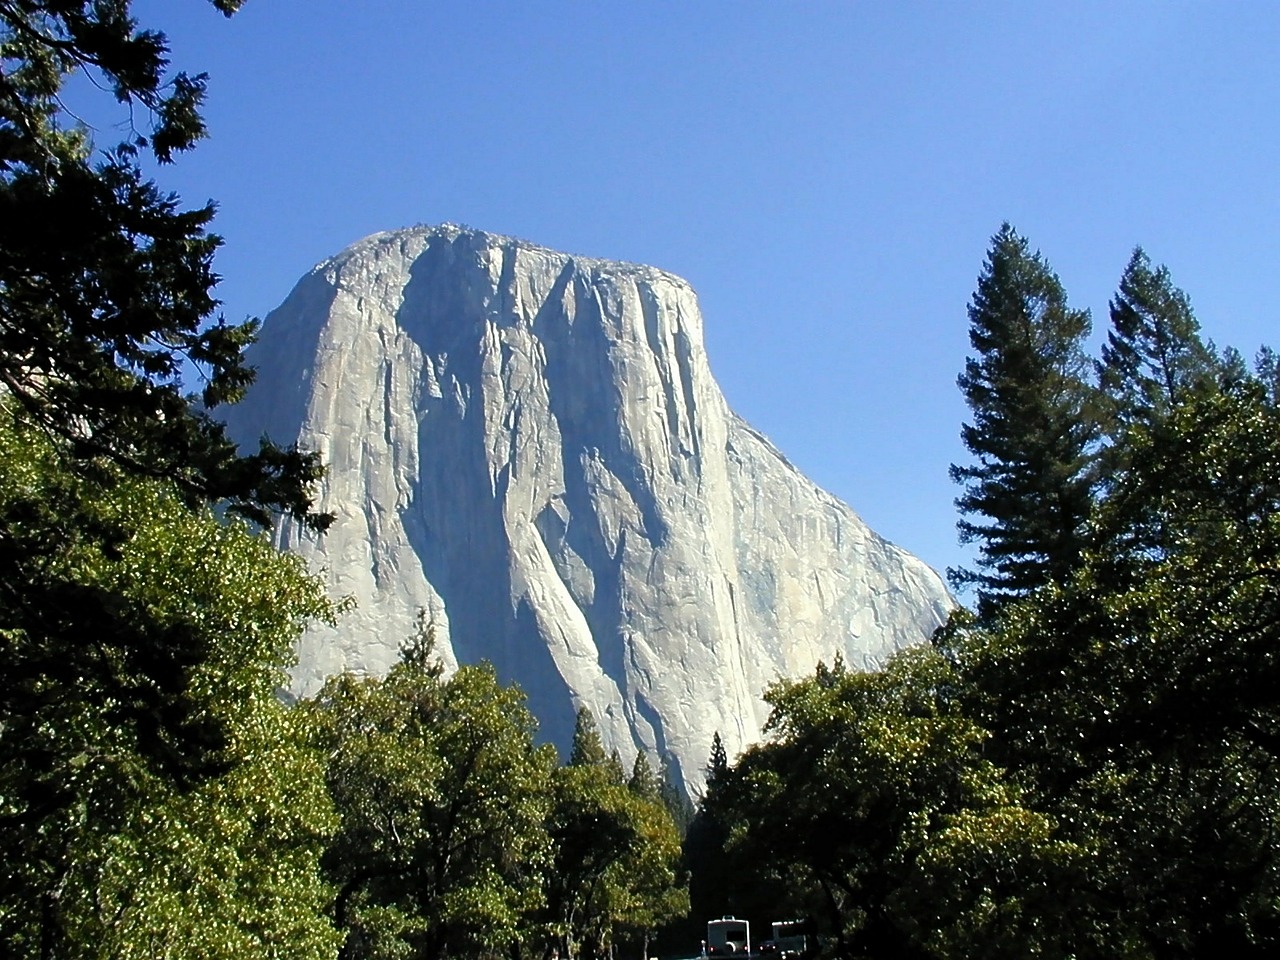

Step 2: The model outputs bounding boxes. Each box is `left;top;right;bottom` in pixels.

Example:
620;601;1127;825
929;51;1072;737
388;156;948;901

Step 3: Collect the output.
129;0;1280;588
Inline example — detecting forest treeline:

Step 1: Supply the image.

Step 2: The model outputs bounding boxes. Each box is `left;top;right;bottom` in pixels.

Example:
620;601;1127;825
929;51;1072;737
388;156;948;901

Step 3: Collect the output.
0;4;689;957
686;227;1280;959
0;413;688;956
4;3;1279;959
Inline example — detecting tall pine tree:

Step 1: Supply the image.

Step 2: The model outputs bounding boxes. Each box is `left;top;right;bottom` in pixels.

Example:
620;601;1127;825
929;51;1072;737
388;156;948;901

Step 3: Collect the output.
950;224;1098;616
706;731;729;790
1099;248;1217;435
1092;250;1221;564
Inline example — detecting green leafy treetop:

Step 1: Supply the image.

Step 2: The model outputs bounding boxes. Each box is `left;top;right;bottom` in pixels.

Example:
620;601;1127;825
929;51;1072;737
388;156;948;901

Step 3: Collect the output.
0;415;342;958
1;5;337;953
950;223;1098;617
717;649;1094;959
703;236;1280;958
545;735;687;960
307;645;556;960
0;0;328;531
940;366;1280;957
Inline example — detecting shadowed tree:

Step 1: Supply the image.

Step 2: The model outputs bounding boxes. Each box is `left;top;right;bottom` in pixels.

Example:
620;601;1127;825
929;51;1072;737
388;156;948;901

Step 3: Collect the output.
0;0;328;527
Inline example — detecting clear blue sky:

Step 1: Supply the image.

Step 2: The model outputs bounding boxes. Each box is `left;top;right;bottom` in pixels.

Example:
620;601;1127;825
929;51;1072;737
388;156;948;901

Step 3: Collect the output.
128;0;1280;589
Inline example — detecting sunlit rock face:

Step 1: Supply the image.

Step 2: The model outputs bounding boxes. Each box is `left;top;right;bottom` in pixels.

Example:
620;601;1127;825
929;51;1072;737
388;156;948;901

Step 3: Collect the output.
224;224;952;795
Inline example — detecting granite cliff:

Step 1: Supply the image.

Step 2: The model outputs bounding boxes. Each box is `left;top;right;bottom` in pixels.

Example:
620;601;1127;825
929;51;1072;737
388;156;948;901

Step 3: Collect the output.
224;224;952;795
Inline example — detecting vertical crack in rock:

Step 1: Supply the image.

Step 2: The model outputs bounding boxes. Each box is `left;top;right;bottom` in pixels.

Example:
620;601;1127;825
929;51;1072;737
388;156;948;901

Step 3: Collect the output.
222;223;954;797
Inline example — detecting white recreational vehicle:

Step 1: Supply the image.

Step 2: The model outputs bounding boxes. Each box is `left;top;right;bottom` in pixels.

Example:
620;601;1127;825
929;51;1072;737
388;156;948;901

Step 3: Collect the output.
705;916;750;955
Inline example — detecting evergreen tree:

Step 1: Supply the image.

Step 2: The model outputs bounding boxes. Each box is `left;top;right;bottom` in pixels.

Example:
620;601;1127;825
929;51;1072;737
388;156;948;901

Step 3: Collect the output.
716;241;1280;959
1;8;335;949
1099;248;1217;435
944;366;1280;957
950;224;1099;616
607;749;628;787
658;755;695;838
569;707;610;767
1095;250;1224;563
0;1;327;528
683;733;736;930
1257;346;1280;405
706;732;729;789
628;753;662;803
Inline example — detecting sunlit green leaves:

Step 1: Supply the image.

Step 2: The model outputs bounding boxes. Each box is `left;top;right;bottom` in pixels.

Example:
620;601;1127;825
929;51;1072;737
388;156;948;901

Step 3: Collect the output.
715;647;1086;957
73;708;341;960
543;730;687;960
0;413;341;957
706;242;1280;959
308;651;556;959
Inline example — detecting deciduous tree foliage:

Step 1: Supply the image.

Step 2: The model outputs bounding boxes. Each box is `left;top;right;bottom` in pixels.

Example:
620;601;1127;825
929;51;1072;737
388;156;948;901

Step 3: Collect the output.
543;710;687;960
73;708;340;960
715;651;1092;960
0;0;329;828
307;633;556;960
939;368;1280;957
1;6;340;954
0;413;341;958
606;783;687;959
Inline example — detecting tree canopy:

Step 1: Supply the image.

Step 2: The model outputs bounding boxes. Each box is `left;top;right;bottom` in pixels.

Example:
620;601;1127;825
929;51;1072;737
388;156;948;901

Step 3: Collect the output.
9;8;1276;949
698;233;1280;959
0;410;341;957
1;5;342;954
544;714;687;960
307;629;556;960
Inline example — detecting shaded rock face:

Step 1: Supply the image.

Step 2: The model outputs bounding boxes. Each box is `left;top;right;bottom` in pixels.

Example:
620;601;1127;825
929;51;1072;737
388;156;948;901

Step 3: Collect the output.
224;224;952;795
